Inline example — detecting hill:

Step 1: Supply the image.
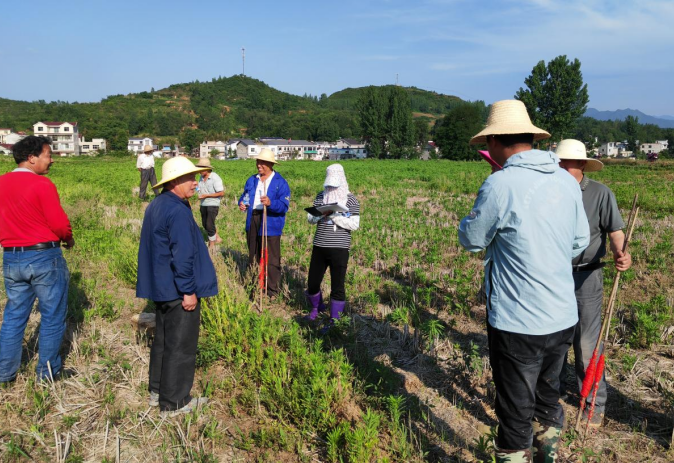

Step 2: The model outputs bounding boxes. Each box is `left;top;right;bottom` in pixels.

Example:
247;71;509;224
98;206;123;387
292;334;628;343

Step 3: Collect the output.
585;108;674;129
0;76;464;150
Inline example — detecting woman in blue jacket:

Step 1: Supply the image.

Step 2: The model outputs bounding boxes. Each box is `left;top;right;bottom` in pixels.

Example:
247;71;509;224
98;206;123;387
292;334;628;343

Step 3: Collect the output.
238;149;290;297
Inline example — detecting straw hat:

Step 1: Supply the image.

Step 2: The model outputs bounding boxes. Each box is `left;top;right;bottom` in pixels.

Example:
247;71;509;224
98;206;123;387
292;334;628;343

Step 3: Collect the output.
556;139;603;172
153;157;211;188
255;148;278;164
470;100;550;145
195;157;213;169
142;145;154;153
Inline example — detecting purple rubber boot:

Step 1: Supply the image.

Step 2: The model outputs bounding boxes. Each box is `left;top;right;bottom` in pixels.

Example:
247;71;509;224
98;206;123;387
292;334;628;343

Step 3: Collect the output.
319;300;346;335
303;291;326;321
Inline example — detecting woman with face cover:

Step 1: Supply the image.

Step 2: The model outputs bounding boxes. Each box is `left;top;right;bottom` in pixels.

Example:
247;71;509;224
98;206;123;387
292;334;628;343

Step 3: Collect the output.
304;164;360;334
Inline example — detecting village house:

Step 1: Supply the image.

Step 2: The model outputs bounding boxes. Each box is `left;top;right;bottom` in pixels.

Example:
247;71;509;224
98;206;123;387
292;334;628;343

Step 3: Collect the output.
0;129;26;146
270;139;317;160
78;136;107;155
0;128;11;144
161;144;182;157
127;137;156;154
199;141;227;158
33;121;79;156
236;139;263;159
640;140;668;155
0;144;13;155
328;138;368;160
598;141;632;158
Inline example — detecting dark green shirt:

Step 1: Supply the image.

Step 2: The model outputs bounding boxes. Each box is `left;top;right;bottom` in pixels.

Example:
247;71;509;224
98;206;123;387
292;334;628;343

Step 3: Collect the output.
573;176;625;266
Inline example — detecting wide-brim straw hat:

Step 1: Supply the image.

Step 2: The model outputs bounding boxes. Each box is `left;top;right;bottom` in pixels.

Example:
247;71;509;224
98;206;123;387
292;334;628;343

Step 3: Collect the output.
470;100;551;145
256;148;278;164
195;157;213;169
143;145;154;153
153;157;211;188
556;139;603;172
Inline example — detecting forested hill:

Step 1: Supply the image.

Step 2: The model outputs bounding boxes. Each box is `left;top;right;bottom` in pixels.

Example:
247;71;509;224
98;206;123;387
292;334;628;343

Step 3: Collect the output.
0;75;464;151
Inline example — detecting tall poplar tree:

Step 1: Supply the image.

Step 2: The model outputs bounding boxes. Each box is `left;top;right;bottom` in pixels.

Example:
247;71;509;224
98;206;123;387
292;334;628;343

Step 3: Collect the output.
515;55;589;143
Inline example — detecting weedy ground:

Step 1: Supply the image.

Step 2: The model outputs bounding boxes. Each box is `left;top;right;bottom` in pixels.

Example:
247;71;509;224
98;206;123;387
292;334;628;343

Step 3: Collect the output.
0;157;672;462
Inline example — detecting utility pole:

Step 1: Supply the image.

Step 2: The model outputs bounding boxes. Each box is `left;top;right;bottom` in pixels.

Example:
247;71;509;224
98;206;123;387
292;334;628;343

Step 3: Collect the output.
242;47;246;76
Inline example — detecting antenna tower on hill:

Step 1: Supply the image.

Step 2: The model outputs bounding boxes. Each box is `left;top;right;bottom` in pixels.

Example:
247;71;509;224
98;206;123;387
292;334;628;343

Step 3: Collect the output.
242;47;246;76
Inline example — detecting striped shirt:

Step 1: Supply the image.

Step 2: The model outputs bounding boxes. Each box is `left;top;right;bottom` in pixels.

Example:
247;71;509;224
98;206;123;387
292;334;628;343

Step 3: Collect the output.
312;192;360;249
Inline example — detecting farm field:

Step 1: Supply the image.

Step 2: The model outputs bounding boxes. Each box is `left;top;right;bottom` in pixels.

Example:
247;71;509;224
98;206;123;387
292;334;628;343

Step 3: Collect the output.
0;156;673;462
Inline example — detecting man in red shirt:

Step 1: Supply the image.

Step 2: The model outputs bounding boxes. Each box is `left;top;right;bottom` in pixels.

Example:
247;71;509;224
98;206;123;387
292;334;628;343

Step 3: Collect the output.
0;136;74;384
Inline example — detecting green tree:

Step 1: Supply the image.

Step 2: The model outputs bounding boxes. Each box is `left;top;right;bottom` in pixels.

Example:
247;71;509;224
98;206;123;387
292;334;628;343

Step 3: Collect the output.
624;115;640;153
414;118;430;147
210;149;221;157
180;128;205;154
515;55;589;143
434;103;485;160
386;87;414;158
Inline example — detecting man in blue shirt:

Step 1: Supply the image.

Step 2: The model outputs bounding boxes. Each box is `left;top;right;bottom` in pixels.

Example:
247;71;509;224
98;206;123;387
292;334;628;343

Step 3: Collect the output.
137;157;218;417
459;100;590;463
238;149;290;297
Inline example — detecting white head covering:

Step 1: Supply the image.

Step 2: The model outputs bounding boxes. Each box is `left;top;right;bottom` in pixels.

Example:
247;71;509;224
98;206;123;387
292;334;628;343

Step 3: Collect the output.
323;164;349;206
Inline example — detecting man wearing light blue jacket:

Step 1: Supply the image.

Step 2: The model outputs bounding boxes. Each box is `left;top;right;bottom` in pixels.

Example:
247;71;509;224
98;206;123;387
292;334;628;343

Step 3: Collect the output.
459;100;590;463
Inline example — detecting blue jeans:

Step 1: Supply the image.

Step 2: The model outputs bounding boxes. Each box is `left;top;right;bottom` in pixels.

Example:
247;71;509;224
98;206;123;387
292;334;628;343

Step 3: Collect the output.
0;247;70;382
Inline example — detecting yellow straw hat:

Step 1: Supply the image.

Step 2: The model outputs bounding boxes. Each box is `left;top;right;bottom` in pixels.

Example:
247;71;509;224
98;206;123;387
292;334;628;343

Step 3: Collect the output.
195;157;213;169
153;157;211;188
470;100;550;145
256;148;278;164
143;145;154;153
556;139;603;172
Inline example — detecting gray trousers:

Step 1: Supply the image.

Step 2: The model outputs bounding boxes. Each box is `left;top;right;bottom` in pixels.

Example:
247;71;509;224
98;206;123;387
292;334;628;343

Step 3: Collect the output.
139;168;159;199
561;267;606;411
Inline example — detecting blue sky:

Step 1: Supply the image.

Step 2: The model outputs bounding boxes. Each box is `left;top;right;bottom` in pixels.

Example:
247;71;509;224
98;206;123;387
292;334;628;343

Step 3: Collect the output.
1;0;673;115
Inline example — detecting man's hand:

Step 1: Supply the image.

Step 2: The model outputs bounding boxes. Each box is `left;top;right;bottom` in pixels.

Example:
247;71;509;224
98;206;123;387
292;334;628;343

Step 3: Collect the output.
239;201;247;211
63;238;75;249
182;293;197;311
260;195;271;207
199;194;207;200
614;249;632;272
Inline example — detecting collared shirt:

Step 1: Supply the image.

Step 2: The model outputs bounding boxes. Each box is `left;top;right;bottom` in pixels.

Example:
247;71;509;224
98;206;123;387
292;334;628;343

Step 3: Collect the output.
253;171;275;210
198;171;224;207
136;191;218;301
136;153;155;170
573;176;625;266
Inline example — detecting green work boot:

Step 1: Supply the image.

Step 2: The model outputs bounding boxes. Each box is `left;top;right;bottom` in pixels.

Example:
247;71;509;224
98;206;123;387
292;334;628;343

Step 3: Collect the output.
494;441;532;463
532;420;562;463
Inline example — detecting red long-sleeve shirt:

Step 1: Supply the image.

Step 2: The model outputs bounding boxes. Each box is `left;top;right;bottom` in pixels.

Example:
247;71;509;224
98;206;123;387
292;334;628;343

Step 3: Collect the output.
0;170;73;247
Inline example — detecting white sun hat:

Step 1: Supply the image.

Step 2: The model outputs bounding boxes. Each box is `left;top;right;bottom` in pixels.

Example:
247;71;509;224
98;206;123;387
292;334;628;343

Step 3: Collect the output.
153;157;211;188
556;139;604;172
470;99;550;145
255;148;278;164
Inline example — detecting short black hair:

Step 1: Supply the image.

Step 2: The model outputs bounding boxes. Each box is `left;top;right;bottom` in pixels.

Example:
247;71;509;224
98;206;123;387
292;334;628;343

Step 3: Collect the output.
12;135;52;164
492;133;535;148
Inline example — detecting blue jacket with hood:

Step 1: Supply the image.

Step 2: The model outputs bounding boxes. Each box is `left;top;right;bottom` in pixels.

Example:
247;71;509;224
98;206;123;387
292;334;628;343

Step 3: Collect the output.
459;149;590;335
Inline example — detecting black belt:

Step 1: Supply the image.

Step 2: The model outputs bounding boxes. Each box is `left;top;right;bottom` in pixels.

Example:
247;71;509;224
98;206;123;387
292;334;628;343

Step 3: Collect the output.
572;261;605;272
3;241;60;252
252;209;263;216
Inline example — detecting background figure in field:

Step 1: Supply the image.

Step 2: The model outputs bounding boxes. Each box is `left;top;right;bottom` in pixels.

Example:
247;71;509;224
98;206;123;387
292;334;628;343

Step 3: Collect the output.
305;164;360;334
458;100;590;463
238;149;290;298
196;158;224;249
556;139;632;427
0;136;75;384
136;157;217;416
137;145;160;200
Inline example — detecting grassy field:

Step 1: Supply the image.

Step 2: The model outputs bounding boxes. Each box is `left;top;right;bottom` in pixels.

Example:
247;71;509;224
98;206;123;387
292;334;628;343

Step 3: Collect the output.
0;156;673;462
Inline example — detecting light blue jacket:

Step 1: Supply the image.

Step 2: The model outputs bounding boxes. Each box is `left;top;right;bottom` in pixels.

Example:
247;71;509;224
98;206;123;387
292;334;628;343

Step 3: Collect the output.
459;149;590;335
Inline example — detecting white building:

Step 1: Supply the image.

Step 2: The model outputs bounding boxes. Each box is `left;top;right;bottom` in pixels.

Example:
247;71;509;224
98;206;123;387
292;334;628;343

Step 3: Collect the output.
128;137;155;154
79;137;107;155
34;122;79;156
328;138;368;160
0;128;11;144
640;142;667;155
0;144;13;155
199;140;227;158
4;132;26;145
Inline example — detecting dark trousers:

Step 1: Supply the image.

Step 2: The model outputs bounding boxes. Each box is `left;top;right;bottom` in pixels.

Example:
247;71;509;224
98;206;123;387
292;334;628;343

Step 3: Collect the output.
149;298;200;411
307;246;349;301
200;206;219;240
561;268;606;410
488;322;574;450
247;211;281;296
139;168;159;199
